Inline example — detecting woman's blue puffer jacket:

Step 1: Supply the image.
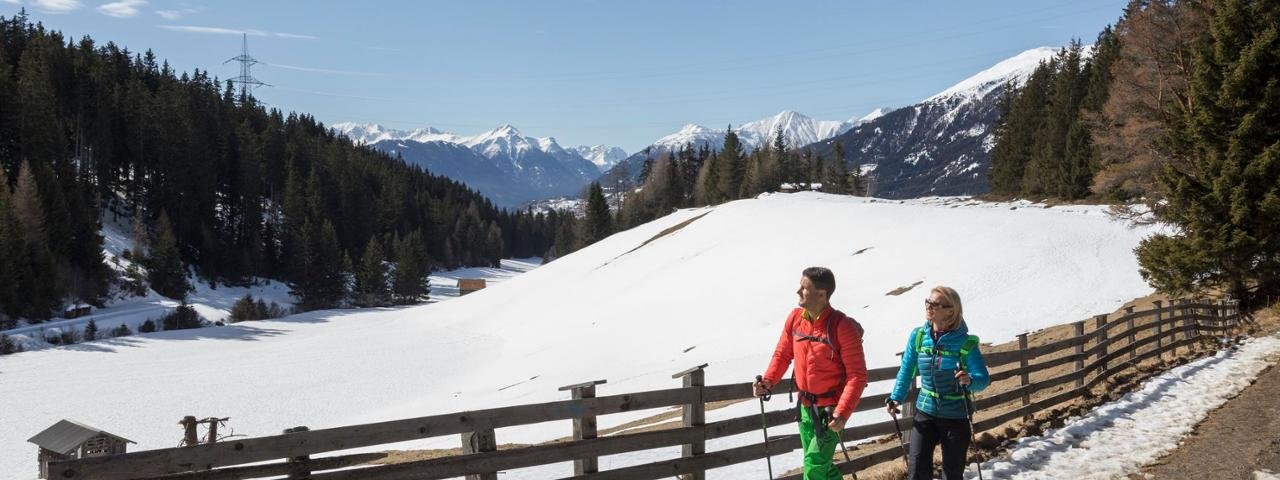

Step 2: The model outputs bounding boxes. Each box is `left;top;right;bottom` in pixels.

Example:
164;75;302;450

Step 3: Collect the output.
889;320;990;419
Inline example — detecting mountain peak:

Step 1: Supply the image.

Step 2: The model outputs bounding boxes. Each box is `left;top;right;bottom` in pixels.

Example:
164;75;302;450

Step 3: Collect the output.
927;46;1063;102
772;110;809;122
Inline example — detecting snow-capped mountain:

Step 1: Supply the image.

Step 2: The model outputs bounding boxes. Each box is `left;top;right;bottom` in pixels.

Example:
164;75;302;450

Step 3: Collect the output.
810;46;1064;198
602;110;872;185
852;107;889;124
332;123;617;207
569;145;628;170
332;122;462;145
646;111;860;153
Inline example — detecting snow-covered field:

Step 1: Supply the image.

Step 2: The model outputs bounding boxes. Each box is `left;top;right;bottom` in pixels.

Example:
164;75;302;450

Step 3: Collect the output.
973;334;1280;480
0;193;1164;478
0;209;537;352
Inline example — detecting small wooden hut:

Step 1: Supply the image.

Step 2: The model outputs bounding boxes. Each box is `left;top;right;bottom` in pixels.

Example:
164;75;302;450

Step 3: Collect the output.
458;278;487;296
28;419;134;478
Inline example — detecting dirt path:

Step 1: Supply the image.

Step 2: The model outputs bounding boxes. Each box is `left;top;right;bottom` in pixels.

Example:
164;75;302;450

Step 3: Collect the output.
1139;342;1280;479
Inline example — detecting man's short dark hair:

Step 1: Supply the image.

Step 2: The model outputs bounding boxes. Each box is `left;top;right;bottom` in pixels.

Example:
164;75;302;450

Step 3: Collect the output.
803;267;836;297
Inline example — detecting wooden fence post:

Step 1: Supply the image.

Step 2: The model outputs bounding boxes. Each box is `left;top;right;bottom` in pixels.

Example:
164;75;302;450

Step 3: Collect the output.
1017;332;1030;412
558;379;607;475
1094;314;1109;376
283;426;310;480
673;364;708;480
1125;306;1136;360
1074;321;1085;388
1183;299;1194;344
461;424;497;480
180;416;198;447
1153;300;1164;360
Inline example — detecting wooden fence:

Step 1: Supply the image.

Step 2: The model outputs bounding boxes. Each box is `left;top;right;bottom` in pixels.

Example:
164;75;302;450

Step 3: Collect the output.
49;299;1240;480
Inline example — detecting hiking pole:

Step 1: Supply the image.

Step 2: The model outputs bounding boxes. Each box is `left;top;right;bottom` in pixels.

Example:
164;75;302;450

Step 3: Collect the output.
755;375;774;480
835;425;856;480
961;383;984;480
888;403;910;470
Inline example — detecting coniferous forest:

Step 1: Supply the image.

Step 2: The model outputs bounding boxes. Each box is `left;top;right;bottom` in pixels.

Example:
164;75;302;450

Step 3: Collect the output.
0;12;564;324
986;0;1280;311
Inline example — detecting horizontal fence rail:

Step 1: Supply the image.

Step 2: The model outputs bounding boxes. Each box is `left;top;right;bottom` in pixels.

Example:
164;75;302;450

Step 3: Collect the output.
50;299;1241;480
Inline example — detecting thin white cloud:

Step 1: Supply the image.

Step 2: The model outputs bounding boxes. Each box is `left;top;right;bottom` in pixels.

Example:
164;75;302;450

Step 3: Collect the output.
31;0;82;14
2;0;23;5
155;6;200;20
265;63;387;77
97;0;146;18
159;25;315;40
161;25;266;36
274;32;318;40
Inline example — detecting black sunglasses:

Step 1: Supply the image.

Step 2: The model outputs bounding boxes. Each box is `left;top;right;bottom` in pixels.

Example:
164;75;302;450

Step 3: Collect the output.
924;299;953;310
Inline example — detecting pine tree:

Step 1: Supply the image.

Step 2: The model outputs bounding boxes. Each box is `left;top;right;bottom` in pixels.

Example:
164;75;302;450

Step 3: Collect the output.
582;182;613;246
112;323;131;337
824;143;851;194
83;318;97;341
294;219;347;311
717;126;744;201
353;238;390;307
1135;0;1280;311
392;230;429;304
989;61;1054;196
0;166;19;322
147;211;191;300
16;37;65;168
771;126;792;187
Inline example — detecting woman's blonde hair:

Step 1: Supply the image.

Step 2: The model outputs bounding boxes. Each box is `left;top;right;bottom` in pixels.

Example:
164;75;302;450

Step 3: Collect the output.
931;285;964;330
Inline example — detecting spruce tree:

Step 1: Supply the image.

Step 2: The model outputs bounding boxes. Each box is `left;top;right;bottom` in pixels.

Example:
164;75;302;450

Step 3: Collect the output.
825;143;851;194
717;126;744;201
1135;0;1280;311
582;182;613;246
353;238;390;307
147;211;191;300
0;166;18;321
392;230;429;304
296;220;348;310
771;126;791;187
83;318;97;341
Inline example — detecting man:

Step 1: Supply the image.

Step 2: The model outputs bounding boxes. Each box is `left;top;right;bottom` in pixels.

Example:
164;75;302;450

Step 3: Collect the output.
755;267;868;479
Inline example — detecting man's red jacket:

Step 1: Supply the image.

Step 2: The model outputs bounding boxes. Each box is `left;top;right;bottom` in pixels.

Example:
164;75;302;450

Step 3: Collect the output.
763;307;868;420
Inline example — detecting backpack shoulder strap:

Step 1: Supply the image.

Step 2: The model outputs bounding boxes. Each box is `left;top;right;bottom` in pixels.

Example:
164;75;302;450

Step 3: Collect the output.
912;327;926;353
960;335;979;364
825;310;863;356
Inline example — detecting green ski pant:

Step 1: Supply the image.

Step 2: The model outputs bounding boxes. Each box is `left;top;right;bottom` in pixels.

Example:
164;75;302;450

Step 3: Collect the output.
798;404;843;480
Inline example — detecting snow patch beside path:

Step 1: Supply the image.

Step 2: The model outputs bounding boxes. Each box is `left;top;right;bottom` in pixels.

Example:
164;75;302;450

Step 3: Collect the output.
974;335;1280;480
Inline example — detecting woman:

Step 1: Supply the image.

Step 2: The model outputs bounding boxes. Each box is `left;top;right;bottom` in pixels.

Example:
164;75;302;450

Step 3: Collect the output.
885;285;989;479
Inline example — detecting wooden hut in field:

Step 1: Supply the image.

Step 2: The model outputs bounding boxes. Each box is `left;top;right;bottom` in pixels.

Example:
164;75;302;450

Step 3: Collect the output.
29;419;134;478
458;279;487;296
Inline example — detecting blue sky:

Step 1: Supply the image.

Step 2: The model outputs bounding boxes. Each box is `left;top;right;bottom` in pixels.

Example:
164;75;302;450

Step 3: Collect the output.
3;1;1126;152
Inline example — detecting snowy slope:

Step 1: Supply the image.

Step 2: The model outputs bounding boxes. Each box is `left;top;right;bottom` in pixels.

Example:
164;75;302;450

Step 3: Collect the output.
0;193;1162;479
